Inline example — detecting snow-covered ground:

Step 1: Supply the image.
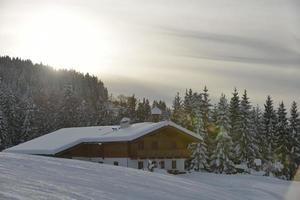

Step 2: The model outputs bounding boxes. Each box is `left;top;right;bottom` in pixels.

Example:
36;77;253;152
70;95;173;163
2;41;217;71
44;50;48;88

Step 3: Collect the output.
0;153;299;200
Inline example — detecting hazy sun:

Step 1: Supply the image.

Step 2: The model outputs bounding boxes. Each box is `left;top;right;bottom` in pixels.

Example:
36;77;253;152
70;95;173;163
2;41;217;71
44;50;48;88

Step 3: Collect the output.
16;5;119;74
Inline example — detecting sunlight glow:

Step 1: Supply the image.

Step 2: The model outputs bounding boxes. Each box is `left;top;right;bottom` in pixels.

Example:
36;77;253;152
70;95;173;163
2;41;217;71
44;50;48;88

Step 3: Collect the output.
16;5;120;74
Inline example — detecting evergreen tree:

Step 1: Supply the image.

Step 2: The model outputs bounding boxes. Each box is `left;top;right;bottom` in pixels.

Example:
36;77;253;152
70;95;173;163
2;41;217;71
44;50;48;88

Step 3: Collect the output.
200;86;211;130
136;98;151;122
126;94;137;121
249;106;263;168
229;88;242;163
289;101;300;179
210;126;236;174
216;94;230;131
274;102;290;179
262;96;277;163
171;92;185;126
20;95;39;142
237;90;256;167
188;140;208;171
184;89;193;115
59;85;80;128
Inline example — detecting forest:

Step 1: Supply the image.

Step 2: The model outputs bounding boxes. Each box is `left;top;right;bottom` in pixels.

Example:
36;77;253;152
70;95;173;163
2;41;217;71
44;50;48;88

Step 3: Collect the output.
0;56;299;180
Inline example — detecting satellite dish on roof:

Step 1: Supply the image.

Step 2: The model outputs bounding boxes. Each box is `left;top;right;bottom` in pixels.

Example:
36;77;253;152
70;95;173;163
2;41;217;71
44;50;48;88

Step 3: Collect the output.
151;106;162;115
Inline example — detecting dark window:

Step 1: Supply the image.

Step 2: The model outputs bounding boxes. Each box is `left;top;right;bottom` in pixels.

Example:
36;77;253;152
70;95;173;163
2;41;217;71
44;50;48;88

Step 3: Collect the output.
151;141;158;149
152;161;157;167
138;161;144;169
160;161;165;169
113;161;119;166
172;160;177;169
138;142;144;150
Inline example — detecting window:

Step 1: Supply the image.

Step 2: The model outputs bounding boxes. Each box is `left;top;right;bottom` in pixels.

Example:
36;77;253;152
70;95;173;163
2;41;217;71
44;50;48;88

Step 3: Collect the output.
138;141;144;150
160;161;165;169
152;161;157;167
172;160;177;169
151;141;158;149
138;161;144;169
113;161;119;166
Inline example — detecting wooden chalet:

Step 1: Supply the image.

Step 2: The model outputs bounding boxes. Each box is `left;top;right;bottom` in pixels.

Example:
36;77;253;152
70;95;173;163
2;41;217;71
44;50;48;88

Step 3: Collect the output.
5;119;201;172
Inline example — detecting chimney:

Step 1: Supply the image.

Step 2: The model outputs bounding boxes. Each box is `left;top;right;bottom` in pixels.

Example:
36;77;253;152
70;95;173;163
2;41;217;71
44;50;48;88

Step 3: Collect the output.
120;117;131;129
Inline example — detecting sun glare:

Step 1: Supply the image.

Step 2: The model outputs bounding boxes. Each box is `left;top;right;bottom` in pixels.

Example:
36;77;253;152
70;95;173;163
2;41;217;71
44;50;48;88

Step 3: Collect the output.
17;5;118;74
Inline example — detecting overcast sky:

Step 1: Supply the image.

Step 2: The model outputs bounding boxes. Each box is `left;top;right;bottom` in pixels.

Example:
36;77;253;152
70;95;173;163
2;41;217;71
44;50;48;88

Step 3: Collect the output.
0;0;299;107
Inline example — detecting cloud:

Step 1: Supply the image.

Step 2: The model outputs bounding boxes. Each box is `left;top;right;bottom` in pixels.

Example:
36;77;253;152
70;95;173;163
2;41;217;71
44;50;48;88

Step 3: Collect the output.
156;27;300;67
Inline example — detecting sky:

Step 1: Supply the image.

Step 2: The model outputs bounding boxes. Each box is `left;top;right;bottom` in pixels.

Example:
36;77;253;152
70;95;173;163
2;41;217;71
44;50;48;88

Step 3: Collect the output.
0;0;299;107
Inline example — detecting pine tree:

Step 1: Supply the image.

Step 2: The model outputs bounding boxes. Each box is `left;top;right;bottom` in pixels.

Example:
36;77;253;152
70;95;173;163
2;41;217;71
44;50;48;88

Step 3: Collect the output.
20;95;39;142
262;96;277;163
289;101;300;180
274;102;290;179
136;98;151;122
249;106;263;168
229;88;242;163
171;92;185;126
59;85;80;128
188;140;208;171
209;94;231;172
210;126;236;174
237;90;256;167
126;94;137;121
216;94;230;131
184;89;193;115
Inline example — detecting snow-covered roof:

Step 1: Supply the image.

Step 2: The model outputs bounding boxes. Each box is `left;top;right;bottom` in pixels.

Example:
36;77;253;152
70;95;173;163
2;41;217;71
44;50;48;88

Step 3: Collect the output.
4;121;201;155
151;106;162;115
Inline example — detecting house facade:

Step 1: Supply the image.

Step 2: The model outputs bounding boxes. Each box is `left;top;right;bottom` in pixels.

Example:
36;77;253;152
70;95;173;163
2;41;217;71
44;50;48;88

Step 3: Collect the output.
5;120;201;173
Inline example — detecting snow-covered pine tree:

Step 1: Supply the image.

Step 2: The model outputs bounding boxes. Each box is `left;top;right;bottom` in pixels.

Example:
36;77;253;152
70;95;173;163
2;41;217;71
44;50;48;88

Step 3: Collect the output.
171;92;184;125
262;96;277;164
188;139;208;171
249;106;263;169
237;90;256;168
212;94;231;161
216;94;230;131
200;86;212;129
2;88;23;145
210;126;236;174
274;102;290;179
20;94;39;142
59;85;80;128
184;88;193;116
188;93;209;171
229;88;242;163
171;92;193;129
289;101;300;180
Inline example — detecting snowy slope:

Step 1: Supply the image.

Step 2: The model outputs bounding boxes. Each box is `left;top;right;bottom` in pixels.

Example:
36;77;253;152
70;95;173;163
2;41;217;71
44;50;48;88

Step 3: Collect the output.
0;153;299;200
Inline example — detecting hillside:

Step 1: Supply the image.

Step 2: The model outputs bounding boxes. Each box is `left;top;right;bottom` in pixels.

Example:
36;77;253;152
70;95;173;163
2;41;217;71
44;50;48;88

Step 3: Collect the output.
0;153;299;200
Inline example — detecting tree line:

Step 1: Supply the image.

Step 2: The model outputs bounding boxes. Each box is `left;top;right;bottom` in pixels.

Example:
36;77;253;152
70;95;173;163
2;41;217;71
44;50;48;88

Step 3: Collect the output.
172;87;300;180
